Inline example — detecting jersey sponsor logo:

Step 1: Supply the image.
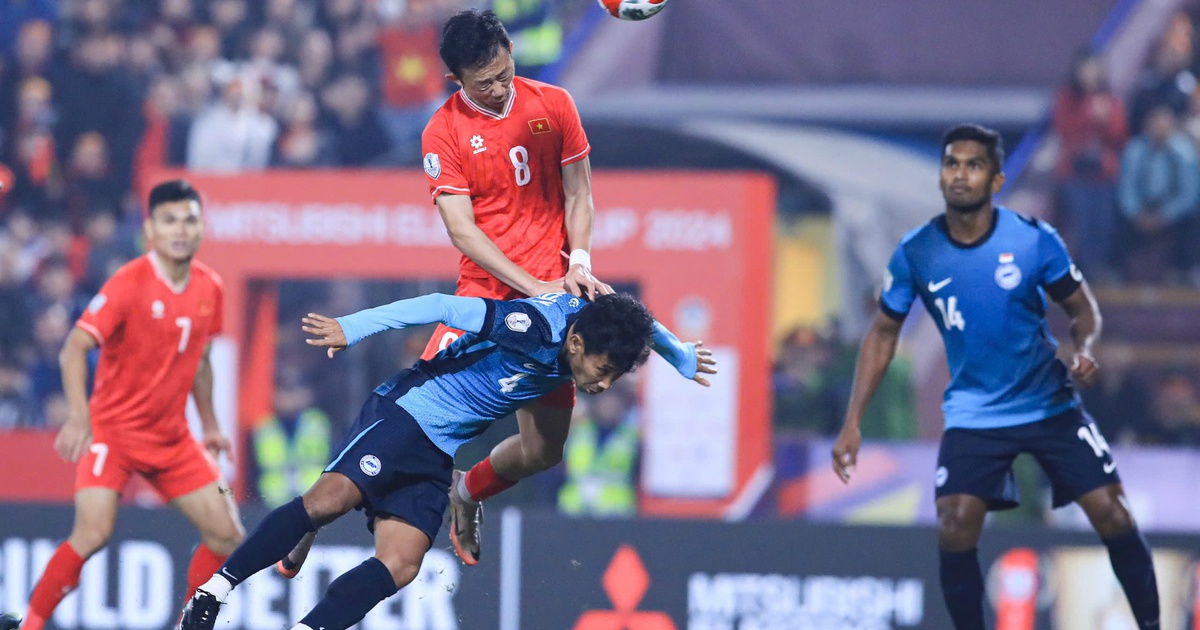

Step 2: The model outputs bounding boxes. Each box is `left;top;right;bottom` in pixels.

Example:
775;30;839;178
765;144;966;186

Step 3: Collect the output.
935;466;948;488
423;152;441;179
1103;461;1117;474
359;455;382;476
927;277;952;292
994;263;1022;290
88;293;108;314
505;312;532;333
470;134;486;154
528;117;552;134
151;299;165;319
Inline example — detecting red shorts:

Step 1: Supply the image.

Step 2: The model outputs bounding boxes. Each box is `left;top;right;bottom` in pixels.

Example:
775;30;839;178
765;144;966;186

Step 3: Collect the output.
76;434;220;501
421;275;576;408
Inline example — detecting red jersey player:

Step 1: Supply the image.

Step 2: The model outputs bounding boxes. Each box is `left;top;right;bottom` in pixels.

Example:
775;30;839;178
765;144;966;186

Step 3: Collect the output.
17;181;244;630
274;9;714;576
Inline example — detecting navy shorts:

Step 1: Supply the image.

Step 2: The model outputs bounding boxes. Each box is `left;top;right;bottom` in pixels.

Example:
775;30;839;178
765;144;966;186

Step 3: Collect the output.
935;407;1120;510
326;393;454;543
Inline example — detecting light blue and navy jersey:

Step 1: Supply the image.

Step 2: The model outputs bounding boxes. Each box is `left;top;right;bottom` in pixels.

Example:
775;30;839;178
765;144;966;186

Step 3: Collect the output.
354;292;584;456
880;207;1083;430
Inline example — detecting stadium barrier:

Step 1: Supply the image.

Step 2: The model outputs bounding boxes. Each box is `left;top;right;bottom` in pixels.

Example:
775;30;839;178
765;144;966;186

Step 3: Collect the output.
2;504;1197;629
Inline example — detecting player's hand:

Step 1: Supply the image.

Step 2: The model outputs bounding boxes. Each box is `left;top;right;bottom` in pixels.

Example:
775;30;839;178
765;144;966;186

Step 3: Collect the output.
689;341;718;387
565;264;599;301
202;427;232;459
302;313;348;359
530;278;567;297
1070;352;1098;388
54;414;92;463
831;424;861;484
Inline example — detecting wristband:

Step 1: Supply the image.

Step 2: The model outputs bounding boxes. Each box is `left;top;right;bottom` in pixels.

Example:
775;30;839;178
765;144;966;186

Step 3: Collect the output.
568;249;592;272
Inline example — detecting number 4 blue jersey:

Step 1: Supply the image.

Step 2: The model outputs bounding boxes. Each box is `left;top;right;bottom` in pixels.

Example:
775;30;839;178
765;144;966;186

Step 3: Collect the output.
374;292;586;456
880;207;1084;430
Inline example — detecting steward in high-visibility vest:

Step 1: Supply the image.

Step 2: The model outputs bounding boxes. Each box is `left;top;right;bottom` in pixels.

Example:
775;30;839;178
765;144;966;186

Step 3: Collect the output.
492;0;563;74
253;408;331;508
558;417;638;516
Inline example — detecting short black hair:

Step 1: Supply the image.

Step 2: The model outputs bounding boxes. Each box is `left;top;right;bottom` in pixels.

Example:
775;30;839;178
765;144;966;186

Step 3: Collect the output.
147;179;201;216
942;124;1005;174
439;9;510;78
572;293;654;375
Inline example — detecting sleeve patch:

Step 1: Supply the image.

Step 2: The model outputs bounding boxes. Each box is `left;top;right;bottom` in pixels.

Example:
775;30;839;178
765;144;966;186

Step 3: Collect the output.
87;293;108;314
423;153;441;179
505;312;532;333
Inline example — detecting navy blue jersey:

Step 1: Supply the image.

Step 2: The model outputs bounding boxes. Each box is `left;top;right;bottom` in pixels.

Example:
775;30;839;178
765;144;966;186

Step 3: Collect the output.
880;207;1083;429
374;292;586;455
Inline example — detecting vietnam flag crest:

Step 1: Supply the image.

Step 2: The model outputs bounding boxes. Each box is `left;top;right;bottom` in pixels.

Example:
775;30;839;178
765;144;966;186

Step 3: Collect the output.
528;118;553;134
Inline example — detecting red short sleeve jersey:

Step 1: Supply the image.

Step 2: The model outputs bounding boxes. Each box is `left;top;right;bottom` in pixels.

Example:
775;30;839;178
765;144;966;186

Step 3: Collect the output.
75;253;224;444
421;76;590;282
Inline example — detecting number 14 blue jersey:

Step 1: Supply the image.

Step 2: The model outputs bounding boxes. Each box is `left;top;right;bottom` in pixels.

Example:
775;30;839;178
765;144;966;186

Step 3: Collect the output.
880;207;1083;430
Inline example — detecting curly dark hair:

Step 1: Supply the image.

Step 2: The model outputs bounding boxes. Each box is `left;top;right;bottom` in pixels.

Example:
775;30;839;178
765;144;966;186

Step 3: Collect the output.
439;9;511;79
571;293;654;375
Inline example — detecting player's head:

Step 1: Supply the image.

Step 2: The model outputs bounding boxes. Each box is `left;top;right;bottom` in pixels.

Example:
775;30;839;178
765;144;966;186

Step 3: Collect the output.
564;294;654;395
939;124;1005;213
440;9;514;113
144;179;203;264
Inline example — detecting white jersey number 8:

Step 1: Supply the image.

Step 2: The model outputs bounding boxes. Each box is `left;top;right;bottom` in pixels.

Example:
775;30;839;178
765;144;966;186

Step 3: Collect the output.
509;146;531;186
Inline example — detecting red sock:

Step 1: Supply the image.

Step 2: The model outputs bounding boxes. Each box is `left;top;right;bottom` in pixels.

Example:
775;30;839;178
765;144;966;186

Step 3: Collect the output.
25;543;85;629
464;457;517;502
185;544;227;602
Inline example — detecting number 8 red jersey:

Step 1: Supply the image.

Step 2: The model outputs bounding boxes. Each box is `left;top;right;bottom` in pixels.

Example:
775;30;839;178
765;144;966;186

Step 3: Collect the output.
75;253;223;444
421;76;591;284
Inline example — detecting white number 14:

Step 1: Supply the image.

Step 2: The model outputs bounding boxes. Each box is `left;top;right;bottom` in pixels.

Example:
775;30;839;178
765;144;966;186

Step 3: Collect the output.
934;296;966;331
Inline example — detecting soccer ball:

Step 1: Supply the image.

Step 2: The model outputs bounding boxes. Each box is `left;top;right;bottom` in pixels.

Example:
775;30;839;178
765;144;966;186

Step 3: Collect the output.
597;0;671;21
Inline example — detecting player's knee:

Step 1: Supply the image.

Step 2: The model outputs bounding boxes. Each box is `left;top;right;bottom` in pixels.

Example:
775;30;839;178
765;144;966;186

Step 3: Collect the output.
1089;498;1136;538
69;525;112;557
203;520;245;555
937;512;980;550
302;483;358;525
525;441;563;471
375;555;420;590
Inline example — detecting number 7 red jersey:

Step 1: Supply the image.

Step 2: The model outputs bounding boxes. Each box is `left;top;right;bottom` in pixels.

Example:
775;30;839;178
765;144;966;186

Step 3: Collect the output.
421;76;591;284
74;253;224;445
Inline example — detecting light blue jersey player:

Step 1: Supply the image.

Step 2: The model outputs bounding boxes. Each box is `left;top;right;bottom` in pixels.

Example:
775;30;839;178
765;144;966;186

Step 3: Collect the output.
182;292;712;630
830;125;1160;630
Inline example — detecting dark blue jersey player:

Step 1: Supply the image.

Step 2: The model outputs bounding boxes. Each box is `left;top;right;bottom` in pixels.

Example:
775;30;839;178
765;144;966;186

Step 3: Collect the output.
181;291;710;630
831;124;1159;630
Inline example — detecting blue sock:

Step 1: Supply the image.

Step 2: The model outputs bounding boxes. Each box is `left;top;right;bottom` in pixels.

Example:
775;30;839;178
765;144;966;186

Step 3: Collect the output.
939;547;985;630
219;497;316;585
1103;528;1160;629
299;557;398;629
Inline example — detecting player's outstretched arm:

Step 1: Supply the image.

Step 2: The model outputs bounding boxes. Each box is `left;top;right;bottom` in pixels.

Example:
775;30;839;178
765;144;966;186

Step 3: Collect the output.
832;311;903;484
1056;280;1102;387
55;328;98;462
650;321;717;386
306;294;490;358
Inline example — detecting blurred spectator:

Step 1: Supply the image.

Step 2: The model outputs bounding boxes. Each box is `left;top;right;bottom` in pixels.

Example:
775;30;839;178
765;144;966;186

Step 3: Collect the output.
297;29;335;93
320;74;388;165
376;0;450;157
558;381;639;518
1079;343;1150;446
1128;15;1196;135
4;76;60;213
0;19;56;137
209;0;254;59
0;246;35;357
0;1;55;51
25;304;71;424
1117;105;1200;284
493;0;562;79
30;254;87;318
274;92;336;167
187;77;279;171
1145;370;1200;445
772;326;842;435
250;369;331;507
78;210;137;293
0;356;35;429
1052;51;1127;281
62;132;123;229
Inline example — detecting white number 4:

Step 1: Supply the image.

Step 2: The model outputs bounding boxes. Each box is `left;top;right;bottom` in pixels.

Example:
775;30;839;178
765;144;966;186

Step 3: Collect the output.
934;296;965;331
498;373;527;394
